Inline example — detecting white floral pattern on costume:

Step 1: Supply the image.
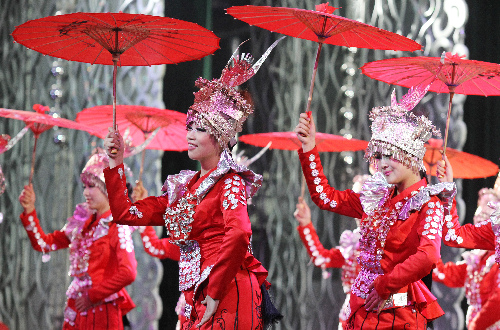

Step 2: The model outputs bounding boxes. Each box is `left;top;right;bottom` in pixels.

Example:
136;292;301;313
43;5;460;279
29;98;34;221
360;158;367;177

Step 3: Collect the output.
307;152;337;209
222;175;247;210
443;214;464;244
129;205;143;218
421;201;444;240
117;225;134;253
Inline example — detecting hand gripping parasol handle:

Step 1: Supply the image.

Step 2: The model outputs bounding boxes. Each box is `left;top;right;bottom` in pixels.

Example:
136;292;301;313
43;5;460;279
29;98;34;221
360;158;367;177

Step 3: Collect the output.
28;136;39;185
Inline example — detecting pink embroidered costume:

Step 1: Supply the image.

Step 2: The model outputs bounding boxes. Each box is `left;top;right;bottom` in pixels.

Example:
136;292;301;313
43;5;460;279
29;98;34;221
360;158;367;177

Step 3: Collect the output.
19;152;137;329
104;40;283;329
296;84;456;329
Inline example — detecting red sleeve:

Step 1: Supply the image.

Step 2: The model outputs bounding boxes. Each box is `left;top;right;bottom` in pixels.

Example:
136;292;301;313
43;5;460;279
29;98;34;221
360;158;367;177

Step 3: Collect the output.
443;200;496;250
139;226;180;261
19;210;70;252
104;164;167;226
469;267;500;329
432;259;467;288
297;222;345;268
298;147;364;219
374;199;443;299
207;173;253;300
88;224;137;303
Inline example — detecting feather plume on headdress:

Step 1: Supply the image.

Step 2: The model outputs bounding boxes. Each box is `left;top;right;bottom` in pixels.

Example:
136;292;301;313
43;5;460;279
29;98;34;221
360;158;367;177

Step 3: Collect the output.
187;37;285;148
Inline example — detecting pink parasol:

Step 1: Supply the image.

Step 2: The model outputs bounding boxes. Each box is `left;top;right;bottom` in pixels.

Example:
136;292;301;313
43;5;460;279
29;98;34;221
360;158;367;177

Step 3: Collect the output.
76;105;187;182
0;105;101;184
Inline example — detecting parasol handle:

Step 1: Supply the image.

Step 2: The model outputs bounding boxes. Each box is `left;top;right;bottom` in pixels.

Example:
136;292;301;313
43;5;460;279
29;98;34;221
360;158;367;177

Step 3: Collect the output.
305;41;324;113
110;54;119;154
300;172;306;199
442;62;458;156
139;148;146;183
442;91;455;155
28;136;39;185
112;55;119;130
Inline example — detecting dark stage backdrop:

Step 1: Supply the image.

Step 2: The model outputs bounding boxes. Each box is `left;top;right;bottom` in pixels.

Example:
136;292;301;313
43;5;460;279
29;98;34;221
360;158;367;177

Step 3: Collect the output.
462;1;500;226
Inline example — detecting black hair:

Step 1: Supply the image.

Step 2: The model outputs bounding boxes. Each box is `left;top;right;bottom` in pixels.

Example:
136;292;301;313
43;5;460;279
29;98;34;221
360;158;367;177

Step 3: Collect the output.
125;182;133;200
419;169;429;184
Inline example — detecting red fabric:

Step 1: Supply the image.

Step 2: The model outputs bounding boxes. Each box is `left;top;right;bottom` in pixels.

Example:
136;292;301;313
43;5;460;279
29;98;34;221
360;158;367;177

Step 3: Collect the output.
297;223;345;268
180;269;263;329
432;259;467;288
19;209;137;326
344;304;428;330
104;164;268;323
63;299;124;330
470;274;500;330
139;226;180;261
299;147;444;324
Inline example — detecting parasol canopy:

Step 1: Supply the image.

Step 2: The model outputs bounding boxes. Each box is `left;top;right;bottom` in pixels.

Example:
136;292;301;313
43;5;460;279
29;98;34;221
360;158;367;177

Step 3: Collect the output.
239;131;368;152
12;12;220;130
227;3;421;113
424;138;498;179
360;52;500;152
0;105;101;184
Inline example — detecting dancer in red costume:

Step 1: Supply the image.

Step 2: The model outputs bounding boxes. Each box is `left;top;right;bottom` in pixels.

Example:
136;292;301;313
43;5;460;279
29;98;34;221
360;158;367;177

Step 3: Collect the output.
295;85;456;329
294;175;368;329
433;179;500;329
436;156;500;265
18;150;137;330
103;42;282;330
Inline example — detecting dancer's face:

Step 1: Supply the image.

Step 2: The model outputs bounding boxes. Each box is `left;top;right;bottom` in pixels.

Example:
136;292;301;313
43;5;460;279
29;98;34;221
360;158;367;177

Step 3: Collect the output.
83;183;109;214
373;152;416;187
186;123;221;165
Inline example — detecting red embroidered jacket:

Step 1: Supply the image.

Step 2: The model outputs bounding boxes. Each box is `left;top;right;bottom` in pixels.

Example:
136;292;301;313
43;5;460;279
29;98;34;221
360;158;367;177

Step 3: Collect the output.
103;163;268;302
299;147;456;321
19;208;136;313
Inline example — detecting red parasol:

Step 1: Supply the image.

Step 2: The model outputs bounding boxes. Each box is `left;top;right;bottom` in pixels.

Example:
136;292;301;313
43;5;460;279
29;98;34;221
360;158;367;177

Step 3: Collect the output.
360;52;500;153
227;3;421;114
239;131;368;197
424;138;498;179
239;131;368;152
76;105;187;182
0;105;101;184
12;12;220;130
